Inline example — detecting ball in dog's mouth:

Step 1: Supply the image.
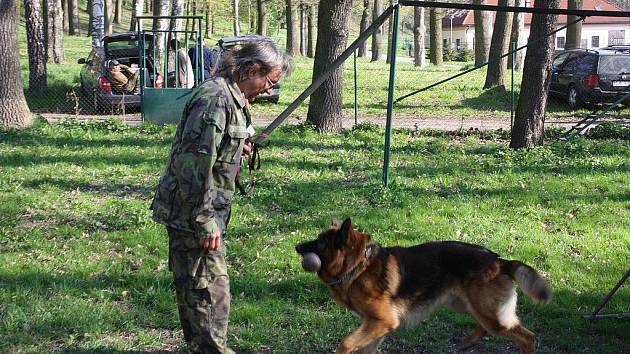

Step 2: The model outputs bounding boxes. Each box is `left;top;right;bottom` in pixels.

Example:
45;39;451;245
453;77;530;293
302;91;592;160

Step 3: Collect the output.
301;252;321;272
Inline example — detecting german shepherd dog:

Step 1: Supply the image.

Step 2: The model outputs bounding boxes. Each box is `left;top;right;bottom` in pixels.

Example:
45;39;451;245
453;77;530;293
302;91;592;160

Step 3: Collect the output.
295;218;551;354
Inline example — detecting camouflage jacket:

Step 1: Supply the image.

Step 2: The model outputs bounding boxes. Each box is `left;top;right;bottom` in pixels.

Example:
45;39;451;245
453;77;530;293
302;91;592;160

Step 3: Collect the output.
151;76;250;237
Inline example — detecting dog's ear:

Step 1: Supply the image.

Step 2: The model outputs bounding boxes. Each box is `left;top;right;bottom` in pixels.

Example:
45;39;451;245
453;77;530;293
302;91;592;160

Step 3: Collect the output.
331;217;340;229
336;218;353;246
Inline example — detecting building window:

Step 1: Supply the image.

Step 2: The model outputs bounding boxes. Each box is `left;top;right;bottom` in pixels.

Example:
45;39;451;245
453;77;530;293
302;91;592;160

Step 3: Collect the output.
609;30;625;45
592;36;600;48
443;38;448;48
456;38;461;50
557;36;565;48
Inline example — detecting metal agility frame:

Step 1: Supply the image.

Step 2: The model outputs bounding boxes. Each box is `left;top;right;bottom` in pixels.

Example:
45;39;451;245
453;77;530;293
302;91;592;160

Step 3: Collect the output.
256;1;630;319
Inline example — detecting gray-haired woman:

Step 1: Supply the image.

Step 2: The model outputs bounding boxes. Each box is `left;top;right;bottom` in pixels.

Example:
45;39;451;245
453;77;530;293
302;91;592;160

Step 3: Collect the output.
151;39;292;354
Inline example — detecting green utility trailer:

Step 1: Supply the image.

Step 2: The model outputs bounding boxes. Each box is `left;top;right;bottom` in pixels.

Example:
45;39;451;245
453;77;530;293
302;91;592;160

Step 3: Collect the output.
135;16;204;125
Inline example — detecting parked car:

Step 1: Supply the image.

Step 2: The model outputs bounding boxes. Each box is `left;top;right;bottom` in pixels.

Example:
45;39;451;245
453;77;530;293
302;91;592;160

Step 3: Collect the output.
213;35;281;104
78;32;164;111
549;48;630;109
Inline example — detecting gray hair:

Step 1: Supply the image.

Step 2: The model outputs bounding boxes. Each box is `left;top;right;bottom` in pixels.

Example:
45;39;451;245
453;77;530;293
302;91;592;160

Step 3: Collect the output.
215;38;294;80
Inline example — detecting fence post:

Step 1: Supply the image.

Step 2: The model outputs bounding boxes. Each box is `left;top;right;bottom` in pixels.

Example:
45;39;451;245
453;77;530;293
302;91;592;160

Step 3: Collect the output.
383;2;400;187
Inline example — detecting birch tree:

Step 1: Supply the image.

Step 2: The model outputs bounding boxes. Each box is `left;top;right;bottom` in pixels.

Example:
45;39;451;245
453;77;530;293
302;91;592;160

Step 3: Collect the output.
24;0;48;93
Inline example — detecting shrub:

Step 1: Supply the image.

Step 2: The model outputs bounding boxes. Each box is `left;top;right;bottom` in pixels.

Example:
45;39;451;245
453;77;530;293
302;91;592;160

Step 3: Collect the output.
587;121;630;140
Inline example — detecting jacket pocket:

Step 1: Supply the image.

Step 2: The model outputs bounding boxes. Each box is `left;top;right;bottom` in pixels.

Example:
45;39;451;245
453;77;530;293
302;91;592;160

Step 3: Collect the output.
216;124;248;164
151;173;178;222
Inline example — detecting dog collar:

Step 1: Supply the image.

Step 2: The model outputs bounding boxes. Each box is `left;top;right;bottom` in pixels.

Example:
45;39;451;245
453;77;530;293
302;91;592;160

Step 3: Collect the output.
326;244;378;286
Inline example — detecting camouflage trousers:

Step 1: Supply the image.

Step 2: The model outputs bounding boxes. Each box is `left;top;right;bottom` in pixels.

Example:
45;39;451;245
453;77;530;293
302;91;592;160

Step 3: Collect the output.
167;227;234;354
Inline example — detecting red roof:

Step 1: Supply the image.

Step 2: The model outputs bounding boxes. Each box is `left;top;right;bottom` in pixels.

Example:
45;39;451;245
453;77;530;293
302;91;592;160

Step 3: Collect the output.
443;0;629;27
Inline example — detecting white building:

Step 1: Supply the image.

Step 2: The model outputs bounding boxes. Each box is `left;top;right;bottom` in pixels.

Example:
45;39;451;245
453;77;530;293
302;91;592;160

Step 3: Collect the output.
442;0;630;51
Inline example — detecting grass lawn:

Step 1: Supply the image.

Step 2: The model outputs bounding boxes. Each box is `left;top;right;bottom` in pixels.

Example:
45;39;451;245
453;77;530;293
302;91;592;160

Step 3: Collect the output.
1;119;628;353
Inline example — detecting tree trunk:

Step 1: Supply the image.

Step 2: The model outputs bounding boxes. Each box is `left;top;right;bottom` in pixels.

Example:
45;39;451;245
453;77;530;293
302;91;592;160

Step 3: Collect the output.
248;0;255;32
0;0;32;129
286;0;300;56
483;0;513;89
153;0;169;74
205;7;211;38
130;0;144;31
87;0;93;37
24;0;48;93
170;0;184;39
114;0;122;24
510;0;560;149
508;0;524;70
105;0;113;35
300;2;307;56
69;0;79;35
52;0;65;63
386;0;392;64
413;6;425;67
370;0;382;61
233;0;240;36
91;0;104;48
306;0;353;133
257;0;266;35
62;0;68;32
307;4;315;58
429;8;442;65
473;0;491;66
565;0;583;49
357;0;370;57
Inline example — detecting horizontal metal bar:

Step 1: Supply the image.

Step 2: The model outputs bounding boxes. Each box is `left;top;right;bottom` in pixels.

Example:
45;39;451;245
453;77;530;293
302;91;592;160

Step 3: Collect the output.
141;30;200;34
399;1;630;18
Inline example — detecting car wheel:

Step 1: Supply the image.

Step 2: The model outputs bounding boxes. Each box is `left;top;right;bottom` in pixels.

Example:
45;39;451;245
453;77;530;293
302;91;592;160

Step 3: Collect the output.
567;85;581;110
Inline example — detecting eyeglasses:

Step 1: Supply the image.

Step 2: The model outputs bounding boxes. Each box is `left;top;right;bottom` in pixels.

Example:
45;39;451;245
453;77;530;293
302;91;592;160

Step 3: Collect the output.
264;75;278;88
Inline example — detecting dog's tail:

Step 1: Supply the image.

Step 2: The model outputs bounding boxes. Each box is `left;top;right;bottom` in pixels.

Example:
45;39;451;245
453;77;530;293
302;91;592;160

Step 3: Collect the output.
503;260;552;304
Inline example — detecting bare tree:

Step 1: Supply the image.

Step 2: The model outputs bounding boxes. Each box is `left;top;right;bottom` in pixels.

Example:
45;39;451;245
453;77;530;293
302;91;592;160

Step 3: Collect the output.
0;0;32;129
371;0;382;61
483;0;513;89
153;0;170;73
105;0;113;35
130;0;144;31
510;0;560;148
114;0;122;24
169;0;184;40
473;0;491;66
306;3;315;58
300;2;307;55
91;0;104;48
429;8;442;65
257;0;267;35
386;0;392;64
46;0;65;63
413;6;425;67
24;0;48;93
565;0;583;48
286;0;300;55
508;0;525;70
306;0;353;133
357;0;370;57
68;0;79;34
233;0;240;36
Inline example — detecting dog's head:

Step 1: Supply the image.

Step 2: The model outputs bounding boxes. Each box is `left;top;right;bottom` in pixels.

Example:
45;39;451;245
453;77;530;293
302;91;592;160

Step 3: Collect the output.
295;217;371;282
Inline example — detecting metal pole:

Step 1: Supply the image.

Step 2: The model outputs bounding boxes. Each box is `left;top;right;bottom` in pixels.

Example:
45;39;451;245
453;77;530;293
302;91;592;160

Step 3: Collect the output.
354;50;358;126
383;2;400;187
511;41;515;129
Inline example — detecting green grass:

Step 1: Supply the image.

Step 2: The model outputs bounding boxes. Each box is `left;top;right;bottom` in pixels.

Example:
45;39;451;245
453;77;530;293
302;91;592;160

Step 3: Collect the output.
1;119;628;353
